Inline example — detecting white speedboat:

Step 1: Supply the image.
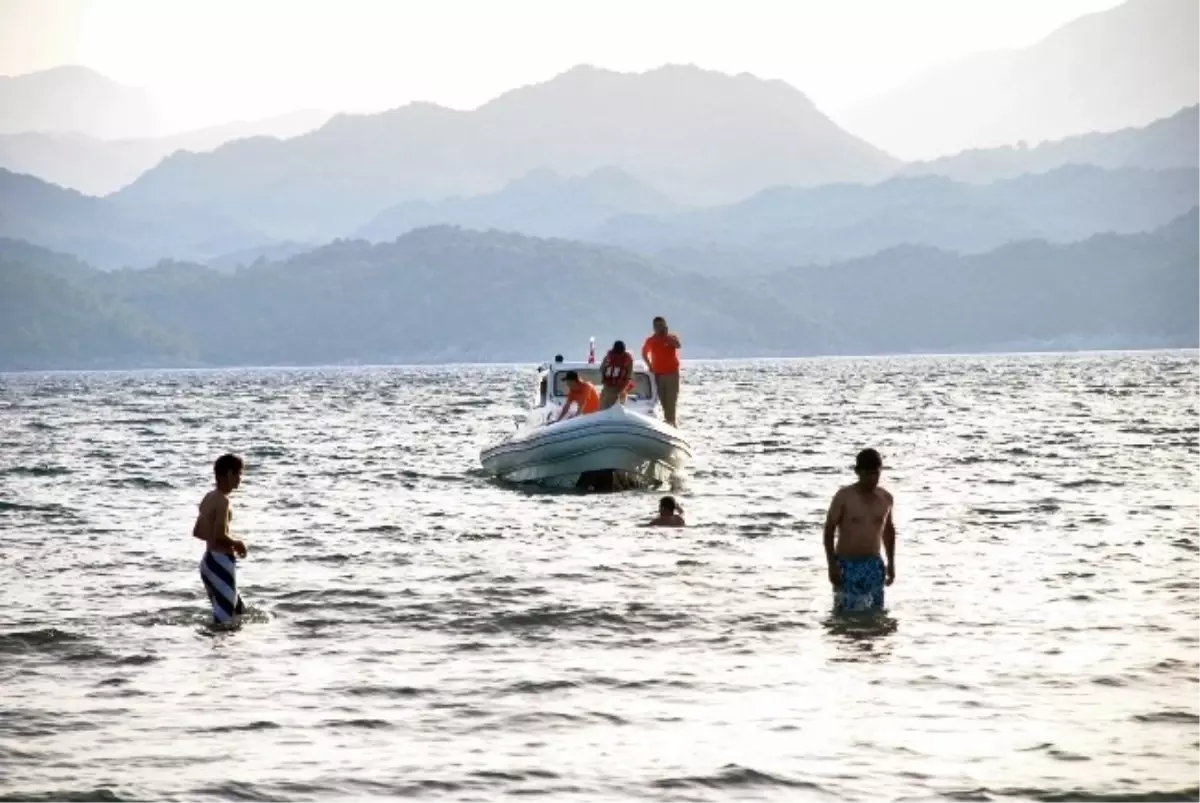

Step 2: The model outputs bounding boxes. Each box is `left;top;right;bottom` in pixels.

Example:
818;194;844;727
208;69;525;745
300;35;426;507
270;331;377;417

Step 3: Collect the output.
480;357;690;489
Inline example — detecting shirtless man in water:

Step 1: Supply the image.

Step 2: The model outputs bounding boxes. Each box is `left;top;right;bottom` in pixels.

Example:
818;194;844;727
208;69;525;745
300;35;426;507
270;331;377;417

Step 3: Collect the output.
642;496;686;527
823;448;895;611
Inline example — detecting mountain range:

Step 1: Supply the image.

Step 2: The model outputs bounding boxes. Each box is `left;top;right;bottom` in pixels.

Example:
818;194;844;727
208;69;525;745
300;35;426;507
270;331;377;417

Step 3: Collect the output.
108;64;898;240
843;0;1199;160
2;211;1194;370
356;167;681;242
753;209;1198;356
588;165;1199;273
6;152;1195;276
0;168;272;269
901;105;1199;184
1;0;1196;369
0;66;161;139
0;229;806;369
0;109;331;195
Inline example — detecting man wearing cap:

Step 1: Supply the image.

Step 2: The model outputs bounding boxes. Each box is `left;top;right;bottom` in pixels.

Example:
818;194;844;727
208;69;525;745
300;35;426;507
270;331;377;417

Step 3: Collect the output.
642;316;682;426
822;448;896;612
553;370;600;423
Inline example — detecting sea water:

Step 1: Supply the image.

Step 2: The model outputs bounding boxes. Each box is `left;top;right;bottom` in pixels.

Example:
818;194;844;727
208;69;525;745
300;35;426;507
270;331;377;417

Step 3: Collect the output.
1;352;1196;801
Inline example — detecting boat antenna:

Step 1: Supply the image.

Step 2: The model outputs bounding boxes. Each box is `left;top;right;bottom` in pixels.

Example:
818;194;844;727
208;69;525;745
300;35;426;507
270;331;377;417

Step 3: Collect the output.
587;337;596;365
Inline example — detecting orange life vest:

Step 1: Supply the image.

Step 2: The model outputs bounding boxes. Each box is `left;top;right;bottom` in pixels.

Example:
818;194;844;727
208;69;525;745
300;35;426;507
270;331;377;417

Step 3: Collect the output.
601;351;633;388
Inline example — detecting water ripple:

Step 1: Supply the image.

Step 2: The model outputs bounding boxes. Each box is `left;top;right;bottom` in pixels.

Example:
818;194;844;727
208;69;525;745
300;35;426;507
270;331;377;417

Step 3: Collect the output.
0;352;1197;801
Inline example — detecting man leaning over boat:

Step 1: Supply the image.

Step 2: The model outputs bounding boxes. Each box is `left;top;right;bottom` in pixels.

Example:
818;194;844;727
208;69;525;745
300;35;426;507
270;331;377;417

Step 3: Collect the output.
553;370;601;423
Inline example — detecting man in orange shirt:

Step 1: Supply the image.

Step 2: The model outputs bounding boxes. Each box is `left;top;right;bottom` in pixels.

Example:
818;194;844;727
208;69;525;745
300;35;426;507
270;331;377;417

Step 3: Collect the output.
642;316;682;426
554;370;600;423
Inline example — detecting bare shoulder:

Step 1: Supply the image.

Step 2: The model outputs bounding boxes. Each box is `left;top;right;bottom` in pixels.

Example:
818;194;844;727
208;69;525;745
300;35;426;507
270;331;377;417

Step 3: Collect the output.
198;489;217;511
202;490;230;515
876;487;894;506
826;485;849;515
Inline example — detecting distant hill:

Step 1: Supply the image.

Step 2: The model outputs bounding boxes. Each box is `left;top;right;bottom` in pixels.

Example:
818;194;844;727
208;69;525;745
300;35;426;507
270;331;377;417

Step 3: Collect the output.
900;105;1199;183
0;169;273;269
111;64;899;240
0;66;161;139
81;228;814;366
7;159;1194;279
203;240;318;273
0;237;95;282
0;245;190;371
356;167;680;242
0;110;332;195
0;229;811;369
843;0;1199;160
759;208;1199;355
589;166;1199;274
1;217;1194;371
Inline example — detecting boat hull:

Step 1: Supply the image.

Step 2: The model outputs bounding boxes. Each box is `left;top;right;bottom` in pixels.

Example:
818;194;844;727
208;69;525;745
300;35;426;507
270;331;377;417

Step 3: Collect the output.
480;405;690;487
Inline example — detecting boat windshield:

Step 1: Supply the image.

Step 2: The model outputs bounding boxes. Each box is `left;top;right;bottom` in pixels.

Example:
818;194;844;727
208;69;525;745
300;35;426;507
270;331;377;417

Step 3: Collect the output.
552;369;653;400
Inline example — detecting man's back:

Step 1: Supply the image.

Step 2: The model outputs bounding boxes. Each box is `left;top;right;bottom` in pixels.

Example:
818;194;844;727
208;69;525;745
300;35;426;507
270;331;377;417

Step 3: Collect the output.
565;381;600;416
194;489;231;551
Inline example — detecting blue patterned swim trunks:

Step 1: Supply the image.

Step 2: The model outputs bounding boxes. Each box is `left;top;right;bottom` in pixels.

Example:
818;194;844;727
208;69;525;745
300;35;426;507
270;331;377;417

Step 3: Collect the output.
835;556;886;612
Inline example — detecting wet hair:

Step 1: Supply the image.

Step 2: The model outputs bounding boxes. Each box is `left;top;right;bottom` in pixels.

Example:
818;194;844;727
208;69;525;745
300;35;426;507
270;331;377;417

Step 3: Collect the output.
659;495;679;514
855;448;882;472
214;453;244;477
612;340;626;354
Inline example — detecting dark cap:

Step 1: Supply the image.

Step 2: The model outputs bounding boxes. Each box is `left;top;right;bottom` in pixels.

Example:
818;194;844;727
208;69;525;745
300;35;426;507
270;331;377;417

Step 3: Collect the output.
563;370;580;381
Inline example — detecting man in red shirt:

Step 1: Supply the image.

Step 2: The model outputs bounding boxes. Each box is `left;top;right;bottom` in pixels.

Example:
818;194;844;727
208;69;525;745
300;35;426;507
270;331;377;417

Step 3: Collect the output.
554;371;600;423
599;340;635;410
641;316;682;426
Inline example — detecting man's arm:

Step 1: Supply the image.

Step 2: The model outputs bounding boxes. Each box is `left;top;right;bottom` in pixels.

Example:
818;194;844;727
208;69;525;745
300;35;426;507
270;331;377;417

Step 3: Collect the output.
667;333;681;349
823;490;843;565
823;491;844;587
641;338;653;370
555;395;576;422
883;496;896;580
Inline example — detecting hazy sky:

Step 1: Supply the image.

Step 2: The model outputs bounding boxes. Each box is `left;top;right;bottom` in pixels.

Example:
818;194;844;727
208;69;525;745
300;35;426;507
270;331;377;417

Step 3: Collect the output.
4;0;1126;133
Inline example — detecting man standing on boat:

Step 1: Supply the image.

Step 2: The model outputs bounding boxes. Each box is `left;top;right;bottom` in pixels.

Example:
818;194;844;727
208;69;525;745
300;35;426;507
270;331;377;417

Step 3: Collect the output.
599;340;634;410
642;316;682;426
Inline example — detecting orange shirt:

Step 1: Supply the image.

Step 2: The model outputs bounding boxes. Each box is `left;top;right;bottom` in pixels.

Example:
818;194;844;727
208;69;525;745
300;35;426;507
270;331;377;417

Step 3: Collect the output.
565;381;600;416
642;333;681;375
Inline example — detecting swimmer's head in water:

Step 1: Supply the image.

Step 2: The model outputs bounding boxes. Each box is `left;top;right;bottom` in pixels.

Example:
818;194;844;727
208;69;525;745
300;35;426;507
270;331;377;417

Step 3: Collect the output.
214;453;243;491
854;448;882;490
659;496;678;515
